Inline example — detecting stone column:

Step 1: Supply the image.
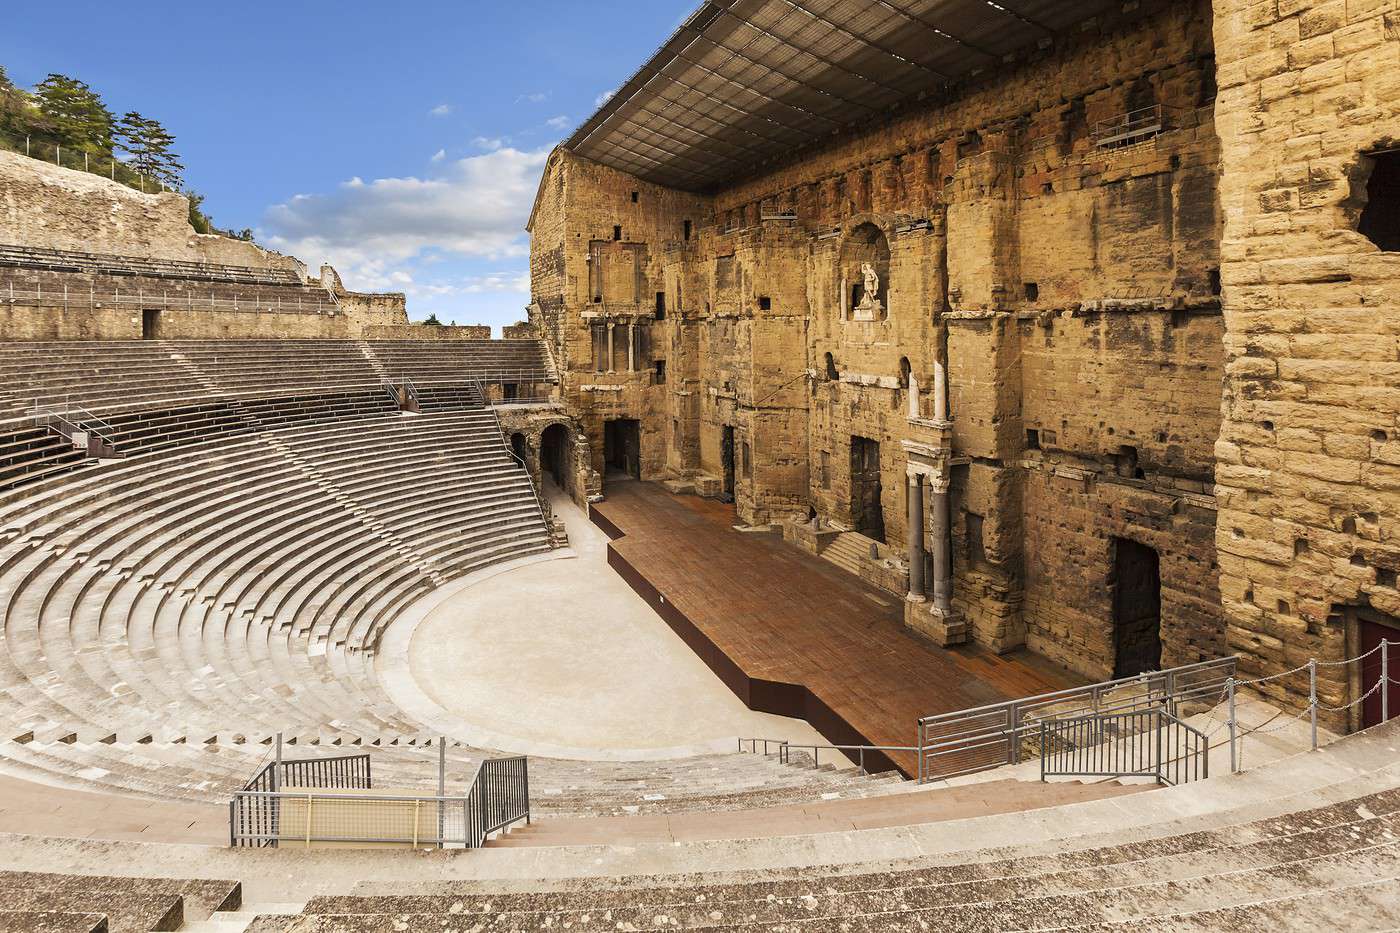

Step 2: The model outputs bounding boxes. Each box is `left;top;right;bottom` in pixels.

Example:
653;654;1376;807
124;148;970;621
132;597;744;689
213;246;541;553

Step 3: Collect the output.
929;472;952;614
907;471;926;601
627;323;636;371
933;359;948;422
606;322;615;372
908;373;920;420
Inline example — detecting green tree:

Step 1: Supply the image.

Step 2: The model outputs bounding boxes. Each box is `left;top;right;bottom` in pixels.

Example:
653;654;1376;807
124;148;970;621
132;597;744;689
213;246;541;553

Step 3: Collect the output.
115;111;184;188
32;74;113;153
423;313;442;326
187;191;213;234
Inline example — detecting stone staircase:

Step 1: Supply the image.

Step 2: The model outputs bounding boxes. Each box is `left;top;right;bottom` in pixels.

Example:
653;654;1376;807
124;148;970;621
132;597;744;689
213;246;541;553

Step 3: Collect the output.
819;530;881;576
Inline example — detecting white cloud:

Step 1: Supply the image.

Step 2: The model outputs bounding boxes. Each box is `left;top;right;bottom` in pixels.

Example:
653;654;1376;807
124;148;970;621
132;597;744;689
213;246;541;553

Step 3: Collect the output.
516;92;548;104
544;115;570;131
594;89;616;107
260;146;550;293
472;136;507;151
429;103;453;117
430;148;446;163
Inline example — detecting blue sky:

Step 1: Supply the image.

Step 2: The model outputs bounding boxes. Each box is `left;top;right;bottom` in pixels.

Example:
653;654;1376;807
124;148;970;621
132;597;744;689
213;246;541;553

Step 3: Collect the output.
3;1;694;331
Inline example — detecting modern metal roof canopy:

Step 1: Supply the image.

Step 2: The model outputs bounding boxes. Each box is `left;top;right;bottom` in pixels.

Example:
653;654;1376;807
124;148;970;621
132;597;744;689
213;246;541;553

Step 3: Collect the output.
564;0;1121;191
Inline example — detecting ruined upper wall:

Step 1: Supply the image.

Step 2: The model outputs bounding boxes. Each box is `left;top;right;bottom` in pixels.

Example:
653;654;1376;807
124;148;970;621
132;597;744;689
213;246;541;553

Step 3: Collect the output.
0;150;302;273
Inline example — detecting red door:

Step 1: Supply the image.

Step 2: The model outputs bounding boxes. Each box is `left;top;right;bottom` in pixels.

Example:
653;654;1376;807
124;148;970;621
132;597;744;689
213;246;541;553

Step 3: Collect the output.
1360;618;1400;728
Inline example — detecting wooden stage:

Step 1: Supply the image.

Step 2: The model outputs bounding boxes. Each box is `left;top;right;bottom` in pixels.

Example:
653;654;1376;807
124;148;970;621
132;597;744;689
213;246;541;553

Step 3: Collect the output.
590;481;1082;777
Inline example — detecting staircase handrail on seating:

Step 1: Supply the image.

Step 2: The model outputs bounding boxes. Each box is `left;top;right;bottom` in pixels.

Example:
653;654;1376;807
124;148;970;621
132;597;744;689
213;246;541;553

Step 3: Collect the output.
472;377;552;530
738;737;918;776
29;398;119;452
917;655;1237;783
1040;708;1209;786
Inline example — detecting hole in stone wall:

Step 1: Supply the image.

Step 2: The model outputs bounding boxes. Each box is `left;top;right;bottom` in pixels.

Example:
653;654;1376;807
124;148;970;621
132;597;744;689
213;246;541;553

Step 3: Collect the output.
1379;568;1399;587
1295;538;1310;557
631;191;638;203
1244;588;1255;604
1260;420;1274;431
1373;429;1388;442
1026;429;1041;450
1042;182;1054;194
1170;309;1188;329
1277;599;1291;615
1343;516;1358;534
613;225;622;241
1170;154;1181;171
758;296;772;311
1209;269;1222;296
1352;552;1369;567
957;131;983;162
683;219;692;241
1024;282;1039;301
1113;445;1144;480
824;352;839;381
654;359;666;385
1363;511;1380;524
1357;150;1400;251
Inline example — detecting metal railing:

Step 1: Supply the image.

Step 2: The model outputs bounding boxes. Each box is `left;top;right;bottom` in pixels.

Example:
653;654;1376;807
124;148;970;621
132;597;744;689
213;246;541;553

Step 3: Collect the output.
231;752;372;848
918;656;1236;783
472;377;552;529
1040;708;1208;786
1094;104;1164;148
228;755;528;849
2;281;338;315
738;737;916;775
1223;636;1397;774
30;399;120;454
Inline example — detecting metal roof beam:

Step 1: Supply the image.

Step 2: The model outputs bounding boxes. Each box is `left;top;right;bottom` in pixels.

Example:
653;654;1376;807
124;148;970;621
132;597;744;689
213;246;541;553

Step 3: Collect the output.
873;0;1000;61
702;4;903;105
776;0;953;82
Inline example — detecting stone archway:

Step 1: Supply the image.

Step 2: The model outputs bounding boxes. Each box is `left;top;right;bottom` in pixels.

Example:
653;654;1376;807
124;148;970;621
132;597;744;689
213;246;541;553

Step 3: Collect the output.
539;422;572;493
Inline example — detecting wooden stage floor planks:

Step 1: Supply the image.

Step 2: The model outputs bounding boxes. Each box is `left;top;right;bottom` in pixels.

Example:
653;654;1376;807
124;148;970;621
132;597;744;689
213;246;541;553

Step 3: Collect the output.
590;481;1083;777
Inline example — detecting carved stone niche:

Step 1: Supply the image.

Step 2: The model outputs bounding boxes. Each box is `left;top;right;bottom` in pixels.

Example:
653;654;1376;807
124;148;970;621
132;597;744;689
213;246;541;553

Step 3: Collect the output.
839;221;890;322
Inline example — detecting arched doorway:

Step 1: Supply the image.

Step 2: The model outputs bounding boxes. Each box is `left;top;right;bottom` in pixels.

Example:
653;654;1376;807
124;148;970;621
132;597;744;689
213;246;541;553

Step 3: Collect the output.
540;423;571;492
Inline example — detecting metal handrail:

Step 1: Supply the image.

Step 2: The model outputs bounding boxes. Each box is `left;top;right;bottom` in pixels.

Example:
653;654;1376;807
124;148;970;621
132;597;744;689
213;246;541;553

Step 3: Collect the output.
30;398;119;448
737;737;917;776
230;755;528;849
472;377;552;531
1040;708;1208;786
917;656;1236;783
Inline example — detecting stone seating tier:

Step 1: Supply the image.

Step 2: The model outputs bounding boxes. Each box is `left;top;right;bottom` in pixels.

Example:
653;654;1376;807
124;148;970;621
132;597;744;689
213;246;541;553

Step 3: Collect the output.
0;241;303;286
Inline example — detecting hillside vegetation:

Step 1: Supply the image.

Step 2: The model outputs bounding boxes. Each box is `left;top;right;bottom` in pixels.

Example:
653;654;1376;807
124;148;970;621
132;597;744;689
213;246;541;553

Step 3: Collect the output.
0;64;251;240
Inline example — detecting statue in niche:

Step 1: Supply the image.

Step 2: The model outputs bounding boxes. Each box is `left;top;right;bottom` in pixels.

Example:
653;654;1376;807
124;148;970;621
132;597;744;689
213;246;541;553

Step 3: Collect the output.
852;261;883;320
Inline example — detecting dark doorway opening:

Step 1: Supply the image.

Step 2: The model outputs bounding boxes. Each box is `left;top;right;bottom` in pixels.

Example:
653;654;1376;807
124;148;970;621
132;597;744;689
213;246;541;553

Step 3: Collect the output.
1112;538;1162;677
510;432;527;462
502;382;519;401
141;309;161;339
540;424;569;489
604;418;641;482
720;425;736;502
850;436;884;541
1358;150;1400;252
1359;607;1400;729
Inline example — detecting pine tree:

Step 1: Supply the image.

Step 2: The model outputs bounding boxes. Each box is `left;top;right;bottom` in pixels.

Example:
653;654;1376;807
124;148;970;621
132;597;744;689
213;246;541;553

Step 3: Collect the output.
32;74;113;153
115;111;185;188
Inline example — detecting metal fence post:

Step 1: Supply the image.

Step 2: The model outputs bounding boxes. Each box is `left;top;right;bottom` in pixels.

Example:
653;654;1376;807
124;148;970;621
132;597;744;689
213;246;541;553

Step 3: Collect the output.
1383;639;1390;723
1227;677;1238;774
1309;659;1318;750
1009;703;1020;765
1154;710;1165;785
